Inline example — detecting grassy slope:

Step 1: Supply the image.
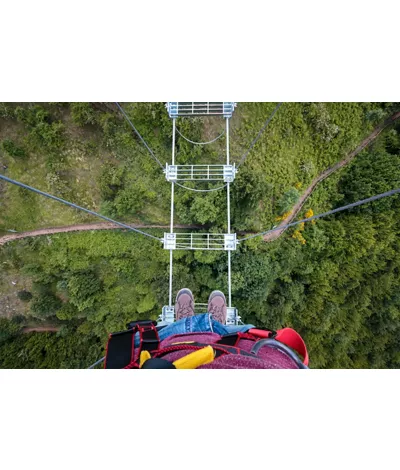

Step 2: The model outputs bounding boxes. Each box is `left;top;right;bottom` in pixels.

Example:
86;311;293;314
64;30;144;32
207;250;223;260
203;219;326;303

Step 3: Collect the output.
1;103;376;232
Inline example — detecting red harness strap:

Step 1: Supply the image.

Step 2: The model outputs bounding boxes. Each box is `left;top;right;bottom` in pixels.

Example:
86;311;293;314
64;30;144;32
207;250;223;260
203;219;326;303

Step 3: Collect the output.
247;327;309;366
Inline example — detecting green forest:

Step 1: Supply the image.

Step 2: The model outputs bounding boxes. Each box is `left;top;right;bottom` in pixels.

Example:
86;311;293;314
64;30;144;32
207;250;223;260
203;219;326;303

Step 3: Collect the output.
0;102;399;368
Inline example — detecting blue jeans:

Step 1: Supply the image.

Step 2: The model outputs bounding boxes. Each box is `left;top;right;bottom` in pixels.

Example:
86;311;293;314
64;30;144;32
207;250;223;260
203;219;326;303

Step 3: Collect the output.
134;314;255;346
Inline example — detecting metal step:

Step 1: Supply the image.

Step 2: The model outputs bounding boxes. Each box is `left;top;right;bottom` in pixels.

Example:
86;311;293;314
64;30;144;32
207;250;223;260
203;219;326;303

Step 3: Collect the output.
166;102;236;118
163;233;237;251
165;164;236;182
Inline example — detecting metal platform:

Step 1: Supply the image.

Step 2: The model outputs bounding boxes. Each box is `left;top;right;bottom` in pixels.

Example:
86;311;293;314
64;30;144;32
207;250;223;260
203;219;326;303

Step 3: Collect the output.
163;233;237;251
158;305;241;325
166;102;236;118
165;164;236;183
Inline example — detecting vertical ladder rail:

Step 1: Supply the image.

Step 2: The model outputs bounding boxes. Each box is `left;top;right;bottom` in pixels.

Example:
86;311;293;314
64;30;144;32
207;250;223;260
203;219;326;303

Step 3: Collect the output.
169;118;176;307
226;117;232;308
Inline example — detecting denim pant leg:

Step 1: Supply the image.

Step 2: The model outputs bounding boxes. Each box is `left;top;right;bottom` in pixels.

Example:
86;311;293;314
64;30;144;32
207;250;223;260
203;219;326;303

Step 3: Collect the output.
134;314;255;346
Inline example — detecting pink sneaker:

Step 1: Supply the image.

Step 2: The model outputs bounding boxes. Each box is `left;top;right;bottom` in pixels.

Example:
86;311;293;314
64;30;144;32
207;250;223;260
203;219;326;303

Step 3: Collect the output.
175;288;195;321
208;290;227;324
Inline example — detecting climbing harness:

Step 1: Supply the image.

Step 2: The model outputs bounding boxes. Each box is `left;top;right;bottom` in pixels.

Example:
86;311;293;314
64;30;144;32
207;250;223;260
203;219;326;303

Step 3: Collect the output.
103;320;309;369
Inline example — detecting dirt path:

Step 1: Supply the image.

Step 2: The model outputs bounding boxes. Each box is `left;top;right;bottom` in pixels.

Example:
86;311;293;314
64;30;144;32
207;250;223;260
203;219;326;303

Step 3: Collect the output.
263;110;400;242
22;326;60;333
0;223;202;246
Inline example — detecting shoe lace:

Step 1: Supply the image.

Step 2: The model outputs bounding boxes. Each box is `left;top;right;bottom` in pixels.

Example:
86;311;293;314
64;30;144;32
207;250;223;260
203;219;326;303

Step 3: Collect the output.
209;304;224;317
177;300;193;316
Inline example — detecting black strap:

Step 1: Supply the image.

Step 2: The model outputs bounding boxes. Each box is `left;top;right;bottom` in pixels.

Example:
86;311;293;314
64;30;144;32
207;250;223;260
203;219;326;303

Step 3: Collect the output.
216;333;240;346
105;329;135;369
141;358;176;369
139;326;160;353
105;321;160;369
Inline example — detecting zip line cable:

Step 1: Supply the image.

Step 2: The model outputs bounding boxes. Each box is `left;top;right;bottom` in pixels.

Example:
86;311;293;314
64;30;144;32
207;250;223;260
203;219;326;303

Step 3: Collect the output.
115;102;164;170
176;127;225;145
88;356;105;369
238;188;400;242
0;174;162;242
236;102;283;168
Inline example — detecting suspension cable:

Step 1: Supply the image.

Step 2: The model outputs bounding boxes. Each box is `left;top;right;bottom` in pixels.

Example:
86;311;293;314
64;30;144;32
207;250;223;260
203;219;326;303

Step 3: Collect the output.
175;182;227;192
115;102;164;170
236;102;283;168
87;356;105;369
176;127;225;145
0;174;162;242
238;188;400;243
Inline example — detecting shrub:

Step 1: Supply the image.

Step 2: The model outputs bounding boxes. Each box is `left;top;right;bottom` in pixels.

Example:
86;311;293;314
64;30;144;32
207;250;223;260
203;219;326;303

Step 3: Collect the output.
0;318;21;344
14;105;65;149
100;200;118;218
31;293;62;317
67;271;102;311
276;188;300;214
56;303;80;321
70;103;97;126
0;103;12;118
1;139;27;159
14;105;50;127
11;315;26;325
31;120;65;148
366;108;386;123
17;290;33;302
98;113;119;147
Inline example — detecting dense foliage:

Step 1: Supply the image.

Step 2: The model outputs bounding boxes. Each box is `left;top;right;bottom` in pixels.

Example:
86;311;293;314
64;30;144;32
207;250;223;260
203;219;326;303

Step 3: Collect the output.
0;102;399;368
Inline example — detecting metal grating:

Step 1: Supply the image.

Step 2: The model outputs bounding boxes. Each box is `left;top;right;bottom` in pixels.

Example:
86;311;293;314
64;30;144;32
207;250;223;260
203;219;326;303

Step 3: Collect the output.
166;102;236;118
159;305;175;324
165;164;236;182
226;307;241;326
163;233;236;251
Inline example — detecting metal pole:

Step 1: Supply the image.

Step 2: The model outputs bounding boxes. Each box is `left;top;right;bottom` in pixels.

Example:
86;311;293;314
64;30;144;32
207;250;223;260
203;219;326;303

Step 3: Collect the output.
227;250;232;308
171;118;176;232
226;118;231;231
169;249;173;306
169;118;176;306
226;117;232;307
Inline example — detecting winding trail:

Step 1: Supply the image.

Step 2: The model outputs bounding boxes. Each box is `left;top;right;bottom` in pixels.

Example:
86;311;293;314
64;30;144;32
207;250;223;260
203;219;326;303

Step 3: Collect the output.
0;223;202;246
22;326;60;333
263;110;400;242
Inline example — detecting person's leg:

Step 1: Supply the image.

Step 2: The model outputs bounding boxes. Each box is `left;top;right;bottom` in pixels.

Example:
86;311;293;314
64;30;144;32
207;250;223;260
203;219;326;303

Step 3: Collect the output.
207;290;255;333
135;289;254;346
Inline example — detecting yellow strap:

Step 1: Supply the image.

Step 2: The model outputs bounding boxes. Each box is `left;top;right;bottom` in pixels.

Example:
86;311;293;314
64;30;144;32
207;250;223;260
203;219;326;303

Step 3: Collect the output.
171;341;195;345
173;346;215;369
139;350;151;368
